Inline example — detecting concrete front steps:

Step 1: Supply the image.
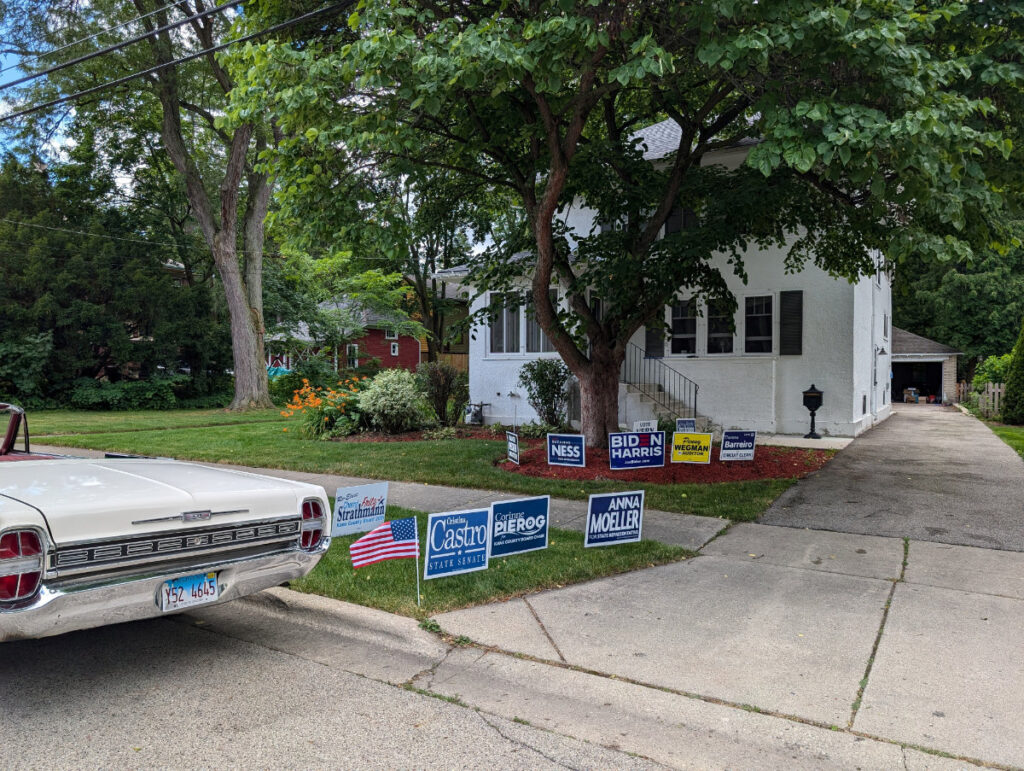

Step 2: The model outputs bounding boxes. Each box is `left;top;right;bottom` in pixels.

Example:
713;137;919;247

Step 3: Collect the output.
620;382;717;434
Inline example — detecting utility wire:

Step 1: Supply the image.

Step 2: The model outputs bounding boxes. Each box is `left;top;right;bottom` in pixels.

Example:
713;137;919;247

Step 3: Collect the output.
0;1;352;123
0;0;185;77
0;0;244;92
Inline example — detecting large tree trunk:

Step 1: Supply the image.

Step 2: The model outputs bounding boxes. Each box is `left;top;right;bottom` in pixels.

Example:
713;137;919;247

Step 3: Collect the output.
575;347;624;447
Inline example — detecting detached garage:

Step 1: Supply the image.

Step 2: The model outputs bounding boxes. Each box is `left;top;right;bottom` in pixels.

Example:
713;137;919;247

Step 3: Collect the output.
890;328;961;404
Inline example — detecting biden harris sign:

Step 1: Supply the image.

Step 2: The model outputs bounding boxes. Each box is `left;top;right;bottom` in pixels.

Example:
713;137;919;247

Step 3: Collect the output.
424;508;490;580
585;490;645;547
608;431;665;470
489;496;549;558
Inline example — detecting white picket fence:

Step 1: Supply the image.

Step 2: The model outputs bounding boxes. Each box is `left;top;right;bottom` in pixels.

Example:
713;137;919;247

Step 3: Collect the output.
958;381;1005;418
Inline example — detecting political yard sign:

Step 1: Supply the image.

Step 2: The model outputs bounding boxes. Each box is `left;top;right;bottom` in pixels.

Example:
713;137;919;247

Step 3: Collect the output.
720;430;757;461
506;431;520;465
332;482;388;536
632;419;658;433
424;508;490;580
675;418;696;432
547;433;586;468
608;431;666;470
585;491;645;547
671;432;713;464
489;496;549;557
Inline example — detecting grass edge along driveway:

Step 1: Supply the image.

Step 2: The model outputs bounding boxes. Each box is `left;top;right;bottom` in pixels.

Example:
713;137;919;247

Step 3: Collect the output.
36;414;804;522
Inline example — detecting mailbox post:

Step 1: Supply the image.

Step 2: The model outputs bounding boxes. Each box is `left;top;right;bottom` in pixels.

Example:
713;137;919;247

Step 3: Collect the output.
802;384;823;439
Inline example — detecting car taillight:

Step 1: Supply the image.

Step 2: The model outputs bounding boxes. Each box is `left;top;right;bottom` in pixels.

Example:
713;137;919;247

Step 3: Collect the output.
0;529;44;603
300;499;326;551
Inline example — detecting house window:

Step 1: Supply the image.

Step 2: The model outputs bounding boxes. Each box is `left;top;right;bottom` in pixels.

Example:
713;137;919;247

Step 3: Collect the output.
670;300;696;355
390;342;399;357
384;328;398;340
346;344;359;369
707;299;734;354
489;294;521;354
744;295;773;353
883;314;890;340
526;289;558;353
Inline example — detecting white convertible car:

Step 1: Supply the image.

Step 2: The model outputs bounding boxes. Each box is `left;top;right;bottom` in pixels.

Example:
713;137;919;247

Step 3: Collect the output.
0;403;330;642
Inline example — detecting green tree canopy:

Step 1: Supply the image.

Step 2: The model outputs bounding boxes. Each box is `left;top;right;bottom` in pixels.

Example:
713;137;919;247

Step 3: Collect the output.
234;0;1021;444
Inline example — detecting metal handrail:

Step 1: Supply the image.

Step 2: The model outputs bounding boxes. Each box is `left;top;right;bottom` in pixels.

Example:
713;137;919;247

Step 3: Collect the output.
619;342;699;420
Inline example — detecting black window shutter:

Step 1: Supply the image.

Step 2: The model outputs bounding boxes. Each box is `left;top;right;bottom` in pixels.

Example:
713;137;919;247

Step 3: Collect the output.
779;290;803;355
664;206;683;235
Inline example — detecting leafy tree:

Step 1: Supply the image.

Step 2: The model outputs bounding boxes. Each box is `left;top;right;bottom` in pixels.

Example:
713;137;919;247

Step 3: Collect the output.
1;0;284;409
235;1;1018;445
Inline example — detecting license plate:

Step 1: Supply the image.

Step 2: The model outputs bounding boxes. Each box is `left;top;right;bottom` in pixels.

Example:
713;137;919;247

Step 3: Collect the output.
159;572;219;612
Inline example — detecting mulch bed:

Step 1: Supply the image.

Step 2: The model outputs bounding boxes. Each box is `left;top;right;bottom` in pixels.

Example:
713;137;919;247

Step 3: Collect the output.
499;444;832;483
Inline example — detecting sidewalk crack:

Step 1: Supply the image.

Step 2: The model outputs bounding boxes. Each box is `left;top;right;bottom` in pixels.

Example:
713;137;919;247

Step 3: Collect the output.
524;597;567;663
849;537;908;729
406;644;455;691
477;711;581;771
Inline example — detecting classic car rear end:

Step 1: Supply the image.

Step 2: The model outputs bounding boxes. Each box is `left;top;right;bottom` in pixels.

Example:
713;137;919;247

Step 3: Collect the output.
0;404;331;642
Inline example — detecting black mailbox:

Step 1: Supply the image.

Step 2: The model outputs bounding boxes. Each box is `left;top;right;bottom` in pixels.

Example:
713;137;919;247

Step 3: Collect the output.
802;384;823;413
802;384;823;439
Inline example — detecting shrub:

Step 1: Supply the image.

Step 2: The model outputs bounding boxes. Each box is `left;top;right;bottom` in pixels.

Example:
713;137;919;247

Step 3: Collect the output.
281;377;366;439
423;426;458;441
0;332;53;400
518;359;571;427
517;421;558;439
972;353;1013;392
269;354;339;404
357;369;429;434
68;377;180;410
1002;321;1024;425
416;361;469;427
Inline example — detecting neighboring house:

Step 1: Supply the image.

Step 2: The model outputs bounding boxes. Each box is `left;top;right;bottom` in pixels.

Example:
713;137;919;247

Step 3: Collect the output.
443;119;894;437
890;328;960;404
267;300;421;373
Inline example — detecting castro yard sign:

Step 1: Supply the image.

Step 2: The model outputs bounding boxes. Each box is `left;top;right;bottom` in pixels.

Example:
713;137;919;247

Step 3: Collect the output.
608;431;666;470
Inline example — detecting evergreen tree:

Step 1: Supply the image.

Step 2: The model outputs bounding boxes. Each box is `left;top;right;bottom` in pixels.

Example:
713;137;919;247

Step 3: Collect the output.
1002;319;1024;425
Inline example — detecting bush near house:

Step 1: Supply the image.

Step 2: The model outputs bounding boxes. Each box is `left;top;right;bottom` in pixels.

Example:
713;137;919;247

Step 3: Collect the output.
417;361;469;427
972;354;1013;393
357;368;431;433
1001;322;1024;425
518;359;572;427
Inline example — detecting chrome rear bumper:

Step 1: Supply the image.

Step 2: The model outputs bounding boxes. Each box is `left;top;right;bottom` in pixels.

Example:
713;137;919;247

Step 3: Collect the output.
0;545;325;642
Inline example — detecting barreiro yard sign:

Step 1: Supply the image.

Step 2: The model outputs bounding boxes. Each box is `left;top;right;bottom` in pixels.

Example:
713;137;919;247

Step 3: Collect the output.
608;431;666;470
719;430;757;461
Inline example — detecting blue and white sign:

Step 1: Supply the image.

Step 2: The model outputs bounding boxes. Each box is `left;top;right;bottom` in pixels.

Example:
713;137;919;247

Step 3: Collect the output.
608;431;666;470
720;430;757;461
547;433;586;468
332;482;388;536
424;508;490;579
506;431;520;465
632;419;658;433
675;418;696;432
489;496;549;557
585;491;645;547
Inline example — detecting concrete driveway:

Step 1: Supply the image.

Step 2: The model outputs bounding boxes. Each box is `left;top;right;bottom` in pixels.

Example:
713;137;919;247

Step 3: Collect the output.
761;405;1024;551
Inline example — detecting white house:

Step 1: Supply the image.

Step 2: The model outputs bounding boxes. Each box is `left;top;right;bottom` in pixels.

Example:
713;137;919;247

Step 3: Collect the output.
446;120;893;438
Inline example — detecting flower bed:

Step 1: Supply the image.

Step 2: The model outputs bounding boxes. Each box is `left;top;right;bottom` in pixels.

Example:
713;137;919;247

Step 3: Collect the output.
499;444;831;483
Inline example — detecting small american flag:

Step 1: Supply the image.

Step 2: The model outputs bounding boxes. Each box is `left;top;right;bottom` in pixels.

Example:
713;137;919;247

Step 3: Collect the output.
349;517;419;569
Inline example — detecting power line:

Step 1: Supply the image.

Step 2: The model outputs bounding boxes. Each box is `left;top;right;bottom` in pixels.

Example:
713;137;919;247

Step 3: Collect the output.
0;0;244;92
0;1;185;77
0;1;352;123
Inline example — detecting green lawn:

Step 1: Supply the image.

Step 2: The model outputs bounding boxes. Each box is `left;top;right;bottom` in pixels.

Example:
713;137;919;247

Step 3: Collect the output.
294;506;691;617
37;418;792;521
28;408;285;435
988;422;1024;460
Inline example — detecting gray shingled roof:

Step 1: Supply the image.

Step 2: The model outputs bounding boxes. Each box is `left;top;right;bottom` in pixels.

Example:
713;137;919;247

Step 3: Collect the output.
891;327;960;356
633;119;759;160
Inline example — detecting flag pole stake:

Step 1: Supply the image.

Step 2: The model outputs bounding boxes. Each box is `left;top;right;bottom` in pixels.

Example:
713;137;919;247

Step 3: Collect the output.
415;518;422;608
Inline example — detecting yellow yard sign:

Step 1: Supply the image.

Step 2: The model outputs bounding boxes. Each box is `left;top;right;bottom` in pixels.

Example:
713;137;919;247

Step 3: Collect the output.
671;432;713;464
